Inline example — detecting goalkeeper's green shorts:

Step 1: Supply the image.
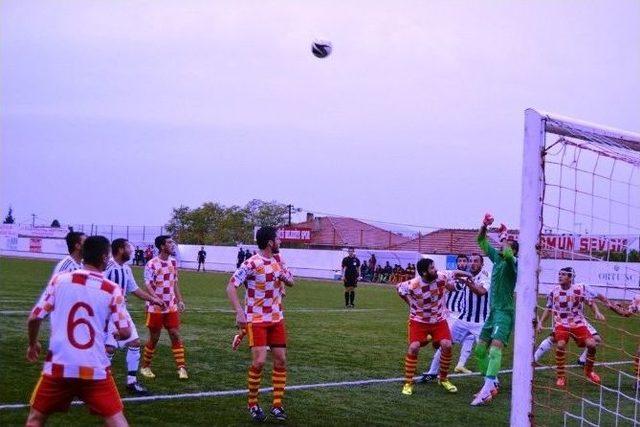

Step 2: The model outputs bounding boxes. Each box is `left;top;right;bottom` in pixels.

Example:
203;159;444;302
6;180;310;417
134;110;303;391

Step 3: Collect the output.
480;309;514;345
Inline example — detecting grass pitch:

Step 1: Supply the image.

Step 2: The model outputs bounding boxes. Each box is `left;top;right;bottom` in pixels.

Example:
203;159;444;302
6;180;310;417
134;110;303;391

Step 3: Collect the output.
0;258;636;426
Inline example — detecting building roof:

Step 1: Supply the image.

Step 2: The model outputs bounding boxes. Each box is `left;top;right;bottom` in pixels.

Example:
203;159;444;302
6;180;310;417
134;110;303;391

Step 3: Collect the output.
294;216;411;249
389;228;486;254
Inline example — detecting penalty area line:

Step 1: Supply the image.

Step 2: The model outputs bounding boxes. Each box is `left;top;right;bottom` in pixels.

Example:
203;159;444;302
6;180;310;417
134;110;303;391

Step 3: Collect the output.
0;360;631;410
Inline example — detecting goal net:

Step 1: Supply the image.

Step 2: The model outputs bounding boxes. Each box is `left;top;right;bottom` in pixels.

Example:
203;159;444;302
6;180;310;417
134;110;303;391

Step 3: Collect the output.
512;109;640;426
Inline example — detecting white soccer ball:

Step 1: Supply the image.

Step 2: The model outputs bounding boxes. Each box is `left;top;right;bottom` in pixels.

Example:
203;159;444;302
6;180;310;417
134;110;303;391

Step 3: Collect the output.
311;39;332;58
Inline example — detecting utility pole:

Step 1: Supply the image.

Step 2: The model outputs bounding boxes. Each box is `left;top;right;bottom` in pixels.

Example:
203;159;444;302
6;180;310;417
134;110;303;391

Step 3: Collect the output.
287;204;293;226
31;213;36;227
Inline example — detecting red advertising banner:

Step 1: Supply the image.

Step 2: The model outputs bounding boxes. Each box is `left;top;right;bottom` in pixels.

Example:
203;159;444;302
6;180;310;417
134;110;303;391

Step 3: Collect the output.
29;238;43;253
277;227;312;243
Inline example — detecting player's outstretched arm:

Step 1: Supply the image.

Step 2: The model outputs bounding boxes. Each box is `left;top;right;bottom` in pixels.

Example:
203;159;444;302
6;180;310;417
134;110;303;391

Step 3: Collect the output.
132;288;166;310
478;213;499;262
463;276;488;296
536;308;550;334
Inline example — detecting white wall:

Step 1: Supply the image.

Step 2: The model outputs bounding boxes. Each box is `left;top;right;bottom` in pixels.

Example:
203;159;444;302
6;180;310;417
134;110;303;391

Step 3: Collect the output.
2;235;638;299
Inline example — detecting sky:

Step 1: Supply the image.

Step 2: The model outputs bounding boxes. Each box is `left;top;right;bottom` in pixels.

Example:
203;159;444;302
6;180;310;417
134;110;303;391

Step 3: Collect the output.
1;0;639;231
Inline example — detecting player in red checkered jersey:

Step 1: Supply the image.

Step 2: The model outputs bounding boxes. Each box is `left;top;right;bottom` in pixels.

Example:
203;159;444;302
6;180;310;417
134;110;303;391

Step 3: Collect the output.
537;267;610;387
397;257;472;396
227;226;294;422
140;235;188;380
26;236;131;427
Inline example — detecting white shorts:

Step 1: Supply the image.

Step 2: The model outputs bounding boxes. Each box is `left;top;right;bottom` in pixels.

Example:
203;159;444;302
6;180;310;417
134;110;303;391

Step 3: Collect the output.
451;319;484;344
447;312;461;331
105;311;139;348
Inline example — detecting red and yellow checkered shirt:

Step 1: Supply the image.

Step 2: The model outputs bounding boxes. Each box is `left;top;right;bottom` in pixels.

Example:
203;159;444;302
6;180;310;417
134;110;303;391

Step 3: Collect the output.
231;253;293;324
144;256;179;314
397;272;453;324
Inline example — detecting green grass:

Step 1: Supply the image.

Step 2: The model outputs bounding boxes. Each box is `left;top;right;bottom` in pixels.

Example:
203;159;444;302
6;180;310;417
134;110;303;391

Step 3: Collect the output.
0;257;637;426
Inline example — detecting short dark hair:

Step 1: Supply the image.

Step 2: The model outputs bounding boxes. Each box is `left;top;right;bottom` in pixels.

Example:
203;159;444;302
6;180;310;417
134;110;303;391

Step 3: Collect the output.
256;226;277;250
470;253;484;264
82;236;110;267
416;258;434;276
510;240;519;256
155;235;171;250
111;238;128;256
456;254;468;262
65;231;85;254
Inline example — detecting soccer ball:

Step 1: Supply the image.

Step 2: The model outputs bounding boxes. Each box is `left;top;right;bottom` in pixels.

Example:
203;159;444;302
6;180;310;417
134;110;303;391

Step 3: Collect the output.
311;39;332;58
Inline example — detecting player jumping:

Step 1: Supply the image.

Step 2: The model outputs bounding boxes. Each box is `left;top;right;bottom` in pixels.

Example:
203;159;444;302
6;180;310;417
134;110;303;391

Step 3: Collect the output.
397;258;472;396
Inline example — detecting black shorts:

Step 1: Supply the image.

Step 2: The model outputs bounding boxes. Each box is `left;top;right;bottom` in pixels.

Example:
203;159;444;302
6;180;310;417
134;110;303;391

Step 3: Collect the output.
344;275;358;287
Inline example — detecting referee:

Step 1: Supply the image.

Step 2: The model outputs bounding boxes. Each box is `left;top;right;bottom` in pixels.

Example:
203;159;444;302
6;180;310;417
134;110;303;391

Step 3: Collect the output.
341;248;361;308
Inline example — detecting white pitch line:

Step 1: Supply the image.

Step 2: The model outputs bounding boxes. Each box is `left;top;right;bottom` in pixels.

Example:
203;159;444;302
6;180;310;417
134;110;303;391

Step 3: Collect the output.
0;360;632;411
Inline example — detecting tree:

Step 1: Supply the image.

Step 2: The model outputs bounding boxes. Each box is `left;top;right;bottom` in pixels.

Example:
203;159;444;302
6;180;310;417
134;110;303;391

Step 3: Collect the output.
165;200;291;245
3;208;15;224
50;219;61;228
244;199;290;228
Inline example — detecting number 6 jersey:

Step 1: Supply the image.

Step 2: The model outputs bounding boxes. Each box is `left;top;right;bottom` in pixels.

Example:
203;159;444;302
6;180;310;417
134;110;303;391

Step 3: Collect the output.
30;270;130;380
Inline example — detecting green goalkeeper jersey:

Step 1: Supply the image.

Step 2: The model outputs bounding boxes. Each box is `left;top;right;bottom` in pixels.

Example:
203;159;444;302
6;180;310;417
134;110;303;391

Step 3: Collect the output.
477;233;517;311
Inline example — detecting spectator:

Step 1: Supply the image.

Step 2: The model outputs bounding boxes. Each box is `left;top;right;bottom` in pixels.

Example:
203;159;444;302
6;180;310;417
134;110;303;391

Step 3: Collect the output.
368;254;377;272
237;247;245;268
197;246;207;272
360;262;369;282
246;249;253;260
145;245;154;264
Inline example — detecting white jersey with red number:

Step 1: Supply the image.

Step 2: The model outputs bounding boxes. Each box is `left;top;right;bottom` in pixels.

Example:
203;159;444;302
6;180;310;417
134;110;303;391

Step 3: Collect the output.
397;271;454;324
144;256;179;314
230;253;292;324
30;270;130;380
546;283;597;328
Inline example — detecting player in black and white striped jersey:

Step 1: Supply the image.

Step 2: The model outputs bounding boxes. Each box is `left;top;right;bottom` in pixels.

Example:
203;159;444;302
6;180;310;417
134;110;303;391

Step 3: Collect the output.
422;254;490;381
104;238;165;396
51;231;86;277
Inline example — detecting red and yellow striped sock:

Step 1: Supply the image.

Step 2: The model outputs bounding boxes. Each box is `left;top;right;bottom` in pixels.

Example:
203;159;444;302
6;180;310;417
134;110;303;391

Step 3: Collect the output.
404;354;418;385
556;347;566;379
439;347;452;381
584;347;596;375
633;354;639;380
248;365;263;407
272;368;287;408
171;342;186;368
142;343;155;368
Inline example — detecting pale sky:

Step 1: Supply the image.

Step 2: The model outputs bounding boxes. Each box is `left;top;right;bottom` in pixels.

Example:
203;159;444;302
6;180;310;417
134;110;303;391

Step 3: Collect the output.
2;0;639;230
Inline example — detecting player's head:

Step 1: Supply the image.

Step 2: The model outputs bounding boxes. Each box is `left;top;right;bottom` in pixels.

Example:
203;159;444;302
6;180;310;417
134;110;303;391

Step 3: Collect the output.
456;254;468;270
256;226;280;254
417;258;437;282
348;248;355;257
469;253;484;274
111;238;131;262
502;238;519;257
155;235;175;255
82;235;111;270
65;231;86;255
559;267;575;285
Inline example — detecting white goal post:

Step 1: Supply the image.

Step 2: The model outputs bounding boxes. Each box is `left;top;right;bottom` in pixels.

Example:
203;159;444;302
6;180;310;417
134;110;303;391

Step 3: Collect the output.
511;109;640;426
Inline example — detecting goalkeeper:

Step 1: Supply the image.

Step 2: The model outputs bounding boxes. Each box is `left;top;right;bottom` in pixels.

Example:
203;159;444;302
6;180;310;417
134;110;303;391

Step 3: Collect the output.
471;213;518;406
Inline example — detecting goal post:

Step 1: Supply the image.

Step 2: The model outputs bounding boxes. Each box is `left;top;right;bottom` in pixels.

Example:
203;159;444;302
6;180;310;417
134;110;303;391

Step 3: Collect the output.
512;109;640;426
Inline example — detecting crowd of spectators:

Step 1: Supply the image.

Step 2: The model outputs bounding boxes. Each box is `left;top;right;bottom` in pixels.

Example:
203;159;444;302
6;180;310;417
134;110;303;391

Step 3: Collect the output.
357;254;416;284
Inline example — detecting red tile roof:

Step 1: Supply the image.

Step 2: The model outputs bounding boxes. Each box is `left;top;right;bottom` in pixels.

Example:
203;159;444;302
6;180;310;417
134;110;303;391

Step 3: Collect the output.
293;216;411;249
389;229;483;254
